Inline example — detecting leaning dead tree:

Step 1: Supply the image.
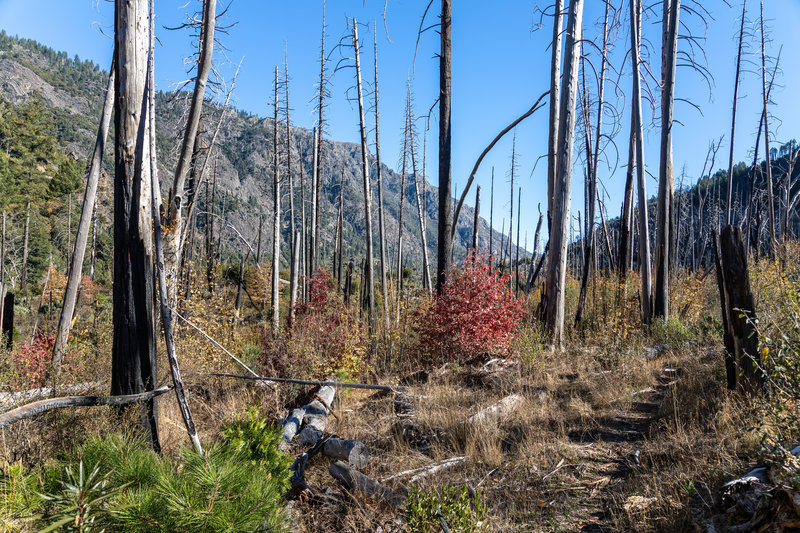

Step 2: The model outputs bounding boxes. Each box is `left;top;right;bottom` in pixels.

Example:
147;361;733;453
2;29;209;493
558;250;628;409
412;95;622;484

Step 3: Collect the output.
51;57;115;376
112;0;160;451
147;0;202;454
164;0;216;305
544;0;583;345
352;18;375;327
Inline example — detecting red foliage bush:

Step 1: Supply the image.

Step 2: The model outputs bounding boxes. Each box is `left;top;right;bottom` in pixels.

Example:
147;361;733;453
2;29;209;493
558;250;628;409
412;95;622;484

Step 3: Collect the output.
11;336;54;390
419;250;525;363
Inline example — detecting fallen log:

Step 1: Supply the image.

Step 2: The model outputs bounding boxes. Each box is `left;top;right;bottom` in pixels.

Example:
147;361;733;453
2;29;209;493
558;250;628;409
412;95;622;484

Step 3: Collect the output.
297;383;336;446
0;386;173;429
280;407;306;449
200;372;394;391
322;438;369;468
329;460;407;508
466;393;524;425
0;381;104;408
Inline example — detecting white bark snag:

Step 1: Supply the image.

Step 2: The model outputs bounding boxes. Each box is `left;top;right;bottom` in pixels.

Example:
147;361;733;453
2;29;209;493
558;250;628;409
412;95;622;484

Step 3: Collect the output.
289;230;300;327
373;26;390;328
285;55;295;257
630;0;652;323
271;67;281;337
544;0;583;345
395;103;409;318
165;0;216;303
760;0;777;257
147;0;202;453
726;0;747;226
654;0;680;319
312;6;326;274
408;89;432;292
52;60;115;375
547;0;564;226
322;438;370;468
352;19;375;327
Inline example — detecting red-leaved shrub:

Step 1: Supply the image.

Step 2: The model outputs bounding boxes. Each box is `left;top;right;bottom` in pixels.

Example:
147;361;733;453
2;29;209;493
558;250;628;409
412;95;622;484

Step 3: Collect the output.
11;336;54;390
418;250;525;363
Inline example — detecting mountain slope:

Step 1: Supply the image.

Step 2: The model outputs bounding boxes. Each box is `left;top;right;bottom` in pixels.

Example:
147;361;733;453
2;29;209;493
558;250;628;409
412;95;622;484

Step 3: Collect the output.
0;31;517;278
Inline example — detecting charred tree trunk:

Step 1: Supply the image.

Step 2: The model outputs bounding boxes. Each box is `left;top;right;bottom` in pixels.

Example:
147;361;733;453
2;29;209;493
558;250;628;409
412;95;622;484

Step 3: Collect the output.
472;186;481;252
760;0;777;257
373;27;390;328
436;0;453;294
312;6;326;274
112;0;159;451
726;0;747;225
408;90;433;292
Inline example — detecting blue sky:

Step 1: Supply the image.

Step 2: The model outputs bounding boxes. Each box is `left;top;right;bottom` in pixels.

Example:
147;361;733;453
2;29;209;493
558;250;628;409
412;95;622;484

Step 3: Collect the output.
1;1;799;247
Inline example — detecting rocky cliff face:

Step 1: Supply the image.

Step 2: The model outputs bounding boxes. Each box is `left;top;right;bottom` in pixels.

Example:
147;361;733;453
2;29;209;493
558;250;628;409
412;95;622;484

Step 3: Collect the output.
0;33;520;274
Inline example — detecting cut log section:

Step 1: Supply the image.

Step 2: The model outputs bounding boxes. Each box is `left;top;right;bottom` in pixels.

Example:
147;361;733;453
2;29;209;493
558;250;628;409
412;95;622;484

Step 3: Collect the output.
322;438;369;468
467;393;524;425
297;382;336;446
329;460;406;508
280;407;306;450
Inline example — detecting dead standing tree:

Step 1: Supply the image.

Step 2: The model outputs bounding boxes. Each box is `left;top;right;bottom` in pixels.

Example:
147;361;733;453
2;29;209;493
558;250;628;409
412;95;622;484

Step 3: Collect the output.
437;0;453;294
164;0;216;306
654;0;680;320
352;18;376;328
271;67;282;337
407;89;433;291
51;57;115;376
112;0;160;450
373;25;390;328
544;0;584;345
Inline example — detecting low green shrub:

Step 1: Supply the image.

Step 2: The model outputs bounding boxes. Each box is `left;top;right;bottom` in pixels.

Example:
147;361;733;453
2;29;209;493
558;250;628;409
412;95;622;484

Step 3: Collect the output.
407;485;487;533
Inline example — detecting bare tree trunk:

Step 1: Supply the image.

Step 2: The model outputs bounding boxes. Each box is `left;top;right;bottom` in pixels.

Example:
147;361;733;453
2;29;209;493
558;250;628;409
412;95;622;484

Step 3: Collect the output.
89;201;97;280
508;132;516;266
408;90;433;292
352;19;375;328
309;127;318;279
471;186;481;252
654;0;680;319
547;0;564;230
271;67;281;336
726;0;747;225
52;59;115;374
489;168;494;264
515;187;521;294
112;0;159;451
285;55;296;258
395;105;409;318
526;206;543;292
289;230;300;327
436;0;452;294
165;0;215;305
146;2;202;451
20;200;30;295
631;0;652;323
373;27;389;328
544;0;583;345
337;169;345;290
575;57;596;326
312;5;326;274
760;0;777;257
0;211;5;332
619;109;636;281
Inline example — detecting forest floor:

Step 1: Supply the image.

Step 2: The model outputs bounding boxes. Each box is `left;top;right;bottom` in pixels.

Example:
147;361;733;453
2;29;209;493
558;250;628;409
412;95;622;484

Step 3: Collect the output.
273;340;760;532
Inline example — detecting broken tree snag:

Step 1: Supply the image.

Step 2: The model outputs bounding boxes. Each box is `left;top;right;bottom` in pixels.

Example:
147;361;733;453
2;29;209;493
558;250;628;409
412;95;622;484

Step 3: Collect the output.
467;394;524;425
712;230;737;390
281;407;306;449
2;291;13;349
329;460;406;509
297;382;336;446
717;225;763;393
322;438;369;468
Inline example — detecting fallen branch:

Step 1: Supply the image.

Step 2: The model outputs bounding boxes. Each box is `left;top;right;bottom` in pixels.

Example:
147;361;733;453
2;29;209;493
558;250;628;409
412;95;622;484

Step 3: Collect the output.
382;456;468;484
0;386;173;429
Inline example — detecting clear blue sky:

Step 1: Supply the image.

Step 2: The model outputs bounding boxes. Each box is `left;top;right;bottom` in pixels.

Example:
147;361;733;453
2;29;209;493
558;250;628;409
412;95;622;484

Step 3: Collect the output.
1;0;799;247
